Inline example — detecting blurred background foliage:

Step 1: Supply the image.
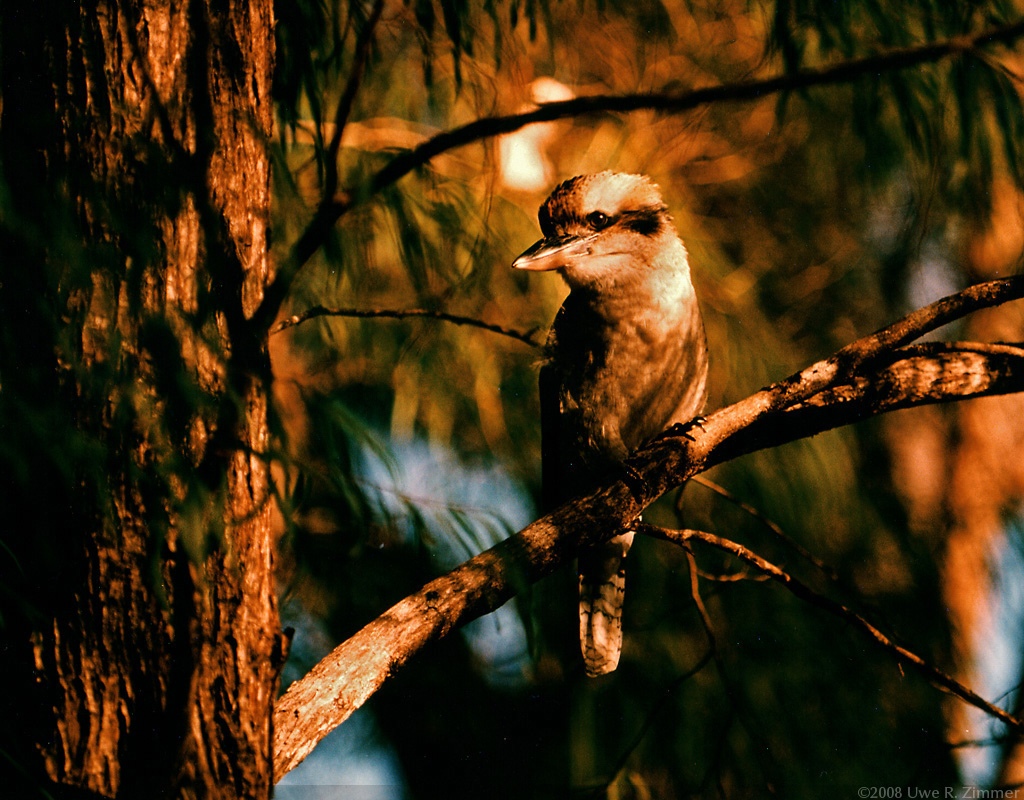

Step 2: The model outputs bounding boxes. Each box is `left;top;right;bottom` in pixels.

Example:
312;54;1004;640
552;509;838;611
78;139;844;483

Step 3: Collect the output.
3;0;1024;797
268;0;1024;797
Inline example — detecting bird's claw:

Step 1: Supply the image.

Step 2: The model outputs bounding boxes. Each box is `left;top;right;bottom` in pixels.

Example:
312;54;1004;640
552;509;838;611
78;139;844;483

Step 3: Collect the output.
658;415;707;442
621;460;650;504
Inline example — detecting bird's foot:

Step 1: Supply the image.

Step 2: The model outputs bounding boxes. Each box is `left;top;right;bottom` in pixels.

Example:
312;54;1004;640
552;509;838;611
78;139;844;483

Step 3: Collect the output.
657;415;707;442
620;460;650;505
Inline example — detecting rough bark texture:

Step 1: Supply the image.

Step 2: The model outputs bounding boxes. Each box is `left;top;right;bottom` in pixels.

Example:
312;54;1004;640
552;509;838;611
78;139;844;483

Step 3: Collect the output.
1;1;278;797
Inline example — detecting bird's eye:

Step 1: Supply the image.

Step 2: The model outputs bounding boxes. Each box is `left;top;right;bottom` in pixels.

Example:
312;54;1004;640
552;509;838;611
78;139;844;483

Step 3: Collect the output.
587;211;611;230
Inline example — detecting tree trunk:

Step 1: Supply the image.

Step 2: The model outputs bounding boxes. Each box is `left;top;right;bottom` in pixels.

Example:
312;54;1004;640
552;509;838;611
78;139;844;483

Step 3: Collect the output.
0;1;279;797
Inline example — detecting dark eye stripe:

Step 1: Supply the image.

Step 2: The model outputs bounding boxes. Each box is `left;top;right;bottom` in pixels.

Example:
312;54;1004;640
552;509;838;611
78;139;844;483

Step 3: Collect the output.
539;198;668;238
620;206;667;237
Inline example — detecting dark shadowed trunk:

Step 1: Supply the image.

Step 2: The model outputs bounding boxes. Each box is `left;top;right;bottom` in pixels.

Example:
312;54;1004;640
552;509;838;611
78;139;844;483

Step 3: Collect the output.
0;1;279;797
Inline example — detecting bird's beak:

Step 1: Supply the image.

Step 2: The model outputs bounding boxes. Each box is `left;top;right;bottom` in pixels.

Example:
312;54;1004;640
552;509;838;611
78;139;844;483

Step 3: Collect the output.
512;232;600;271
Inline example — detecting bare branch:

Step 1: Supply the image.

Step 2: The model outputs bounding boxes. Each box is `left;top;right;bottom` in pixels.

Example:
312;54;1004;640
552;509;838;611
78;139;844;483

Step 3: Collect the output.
697;339;1024;477
636;280;1024;503
272;282;1024;777
252;0;385;334
270;304;542;346
638;523;1024;736
324;0;385;200
356;18;1024;211
692;475;841;583
720;279;1024;421
254;20;1024;335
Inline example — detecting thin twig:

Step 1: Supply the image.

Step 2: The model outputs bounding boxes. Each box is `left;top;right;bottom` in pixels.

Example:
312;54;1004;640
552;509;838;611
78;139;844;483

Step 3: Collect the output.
597;649;715;797
692;475;841;583
684;547;780;794
252;1;385;334
352;22;1015;217
270;304;542;346
324;0;385;199
637;523;1024;735
902;341;1024;357
686;548;719;651
358;18;1024;205
695;566;769;582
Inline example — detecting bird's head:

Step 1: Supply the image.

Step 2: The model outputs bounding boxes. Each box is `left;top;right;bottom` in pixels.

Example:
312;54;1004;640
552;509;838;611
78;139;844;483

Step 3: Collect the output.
512;171;687;292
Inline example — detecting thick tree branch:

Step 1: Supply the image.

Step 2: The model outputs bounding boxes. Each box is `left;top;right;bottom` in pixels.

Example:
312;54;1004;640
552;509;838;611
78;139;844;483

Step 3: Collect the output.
254;20;1024;335
269;304;541;346
702;339;1024;472
634;278;1024;500
273;279;1024;777
639;524;1024;735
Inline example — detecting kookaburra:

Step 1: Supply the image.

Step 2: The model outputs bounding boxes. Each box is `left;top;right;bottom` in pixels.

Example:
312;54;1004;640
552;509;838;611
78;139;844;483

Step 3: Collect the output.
513;171;709;676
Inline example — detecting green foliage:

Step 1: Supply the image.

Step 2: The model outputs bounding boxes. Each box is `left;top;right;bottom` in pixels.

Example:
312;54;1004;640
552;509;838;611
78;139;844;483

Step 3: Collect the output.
260;0;1024;792
5;0;1024;794
267;0;1024;794
771;0;1024;215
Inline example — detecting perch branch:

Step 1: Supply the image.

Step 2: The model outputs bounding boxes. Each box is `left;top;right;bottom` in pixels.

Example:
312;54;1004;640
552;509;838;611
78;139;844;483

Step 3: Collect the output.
273;280;1024;777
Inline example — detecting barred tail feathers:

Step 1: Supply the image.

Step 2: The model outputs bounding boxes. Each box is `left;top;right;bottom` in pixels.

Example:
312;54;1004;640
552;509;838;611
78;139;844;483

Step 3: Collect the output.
578;531;635;676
